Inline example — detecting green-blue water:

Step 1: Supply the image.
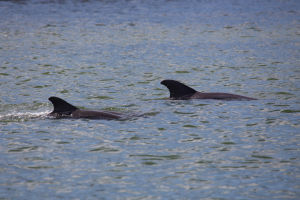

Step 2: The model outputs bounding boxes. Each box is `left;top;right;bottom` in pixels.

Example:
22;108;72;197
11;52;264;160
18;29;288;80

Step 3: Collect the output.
1;0;299;199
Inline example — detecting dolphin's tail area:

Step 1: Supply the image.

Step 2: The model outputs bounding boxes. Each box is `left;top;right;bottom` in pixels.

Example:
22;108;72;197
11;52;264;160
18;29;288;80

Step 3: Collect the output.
160;80;197;99
48;96;78;115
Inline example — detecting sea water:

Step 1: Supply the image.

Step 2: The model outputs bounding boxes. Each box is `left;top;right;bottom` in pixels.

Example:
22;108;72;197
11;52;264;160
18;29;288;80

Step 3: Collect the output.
0;0;299;199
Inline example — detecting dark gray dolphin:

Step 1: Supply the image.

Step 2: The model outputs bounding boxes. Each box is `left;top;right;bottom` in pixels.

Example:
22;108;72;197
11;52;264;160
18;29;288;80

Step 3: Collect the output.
48;96;122;119
161;80;256;100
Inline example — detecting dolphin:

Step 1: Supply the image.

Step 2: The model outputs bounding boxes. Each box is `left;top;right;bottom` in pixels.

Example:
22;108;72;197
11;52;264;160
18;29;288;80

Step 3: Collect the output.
48;96;122;119
161;80;256;100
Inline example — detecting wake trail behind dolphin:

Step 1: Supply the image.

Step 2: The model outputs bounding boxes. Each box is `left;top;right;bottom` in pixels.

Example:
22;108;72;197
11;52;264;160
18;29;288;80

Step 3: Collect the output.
0;110;50;122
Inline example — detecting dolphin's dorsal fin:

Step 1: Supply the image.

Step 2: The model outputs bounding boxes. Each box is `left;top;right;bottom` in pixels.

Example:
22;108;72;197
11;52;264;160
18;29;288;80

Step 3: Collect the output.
48;96;78;115
161;80;197;99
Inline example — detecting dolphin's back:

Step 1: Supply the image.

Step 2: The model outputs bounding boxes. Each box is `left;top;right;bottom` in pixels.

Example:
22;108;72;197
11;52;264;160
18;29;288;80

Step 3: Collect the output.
160;80;256;100
48;96;123;120
191;92;257;100
71;109;122;119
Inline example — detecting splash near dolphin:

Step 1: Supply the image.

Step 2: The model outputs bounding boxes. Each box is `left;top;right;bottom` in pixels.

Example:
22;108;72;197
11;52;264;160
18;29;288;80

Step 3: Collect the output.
160;80;256;100
48;96;123;120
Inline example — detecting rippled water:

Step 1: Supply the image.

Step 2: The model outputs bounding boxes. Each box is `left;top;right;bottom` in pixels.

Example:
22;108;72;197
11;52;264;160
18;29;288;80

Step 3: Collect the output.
1;0;300;199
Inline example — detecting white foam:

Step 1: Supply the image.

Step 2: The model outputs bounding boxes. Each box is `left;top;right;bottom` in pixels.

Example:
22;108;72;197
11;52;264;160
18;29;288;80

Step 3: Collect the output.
0;110;51;122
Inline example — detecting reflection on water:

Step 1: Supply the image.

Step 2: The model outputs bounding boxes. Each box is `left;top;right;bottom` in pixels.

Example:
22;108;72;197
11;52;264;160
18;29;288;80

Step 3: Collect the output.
0;0;300;199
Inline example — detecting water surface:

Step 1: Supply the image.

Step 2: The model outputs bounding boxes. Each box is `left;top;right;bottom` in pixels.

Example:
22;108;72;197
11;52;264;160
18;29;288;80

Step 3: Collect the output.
0;0;300;199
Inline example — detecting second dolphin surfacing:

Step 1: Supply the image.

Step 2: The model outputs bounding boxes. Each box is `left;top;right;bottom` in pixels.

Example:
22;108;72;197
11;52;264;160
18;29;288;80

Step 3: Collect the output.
48;96;123;120
161;80;256;100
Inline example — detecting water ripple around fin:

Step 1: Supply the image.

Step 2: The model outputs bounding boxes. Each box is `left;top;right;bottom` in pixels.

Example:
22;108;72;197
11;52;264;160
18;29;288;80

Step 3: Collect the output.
0;110;50;122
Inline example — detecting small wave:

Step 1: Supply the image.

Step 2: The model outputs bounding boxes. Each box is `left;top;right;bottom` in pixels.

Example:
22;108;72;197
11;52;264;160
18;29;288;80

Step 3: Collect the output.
0;110;50;122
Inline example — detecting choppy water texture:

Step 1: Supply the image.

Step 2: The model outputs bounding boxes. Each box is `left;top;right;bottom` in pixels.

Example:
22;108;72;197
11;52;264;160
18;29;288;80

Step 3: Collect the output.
1;0;300;199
